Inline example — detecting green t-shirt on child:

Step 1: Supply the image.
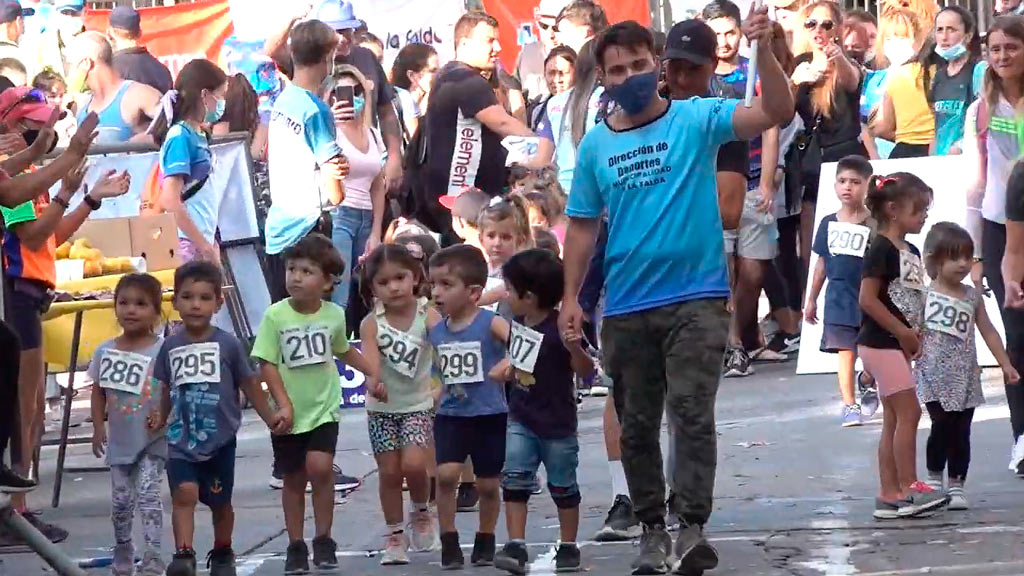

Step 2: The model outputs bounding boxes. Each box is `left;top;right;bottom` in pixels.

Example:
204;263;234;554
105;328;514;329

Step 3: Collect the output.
251;299;349;435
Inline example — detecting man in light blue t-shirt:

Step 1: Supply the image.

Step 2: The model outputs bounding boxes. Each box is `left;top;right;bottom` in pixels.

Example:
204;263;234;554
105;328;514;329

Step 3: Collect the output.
265;19;350;302
558;15;793;574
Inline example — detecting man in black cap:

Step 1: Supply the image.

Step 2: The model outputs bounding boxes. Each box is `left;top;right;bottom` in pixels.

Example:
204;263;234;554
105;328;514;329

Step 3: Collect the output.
107;5;172;94
0;1;26;74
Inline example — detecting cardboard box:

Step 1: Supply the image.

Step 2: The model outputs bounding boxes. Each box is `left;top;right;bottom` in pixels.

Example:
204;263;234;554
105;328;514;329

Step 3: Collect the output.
72;214;181;272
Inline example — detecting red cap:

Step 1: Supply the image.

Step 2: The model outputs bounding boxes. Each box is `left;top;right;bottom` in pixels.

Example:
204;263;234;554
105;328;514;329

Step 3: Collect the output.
438;186;476;210
0;87;59;131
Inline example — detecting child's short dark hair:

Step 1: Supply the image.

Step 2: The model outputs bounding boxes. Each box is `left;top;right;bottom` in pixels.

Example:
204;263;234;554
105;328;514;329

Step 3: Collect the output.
114;273;163;312
429;244;488;287
836;155;873;180
290;20;338;67
174;261;223;297
923;222;974;279
502;249;564;310
283;233;345;278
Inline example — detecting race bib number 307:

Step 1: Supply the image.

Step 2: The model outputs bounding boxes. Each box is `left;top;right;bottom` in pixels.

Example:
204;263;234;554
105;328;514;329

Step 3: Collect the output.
437;342;484;385
168;343;221;386
827;220;870;257
925;291;974;341
378;324;422;378
509;322;544;374
98;349;151;395
280;324;331;369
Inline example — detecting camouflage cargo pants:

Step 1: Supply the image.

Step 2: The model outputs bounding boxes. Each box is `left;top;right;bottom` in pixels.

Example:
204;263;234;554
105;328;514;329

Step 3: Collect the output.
602;298;729;527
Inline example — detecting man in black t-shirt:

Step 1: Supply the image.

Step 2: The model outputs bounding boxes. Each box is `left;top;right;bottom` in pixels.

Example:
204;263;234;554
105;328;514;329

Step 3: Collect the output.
418;11;552;245
265;0;405;195
107;6;172;94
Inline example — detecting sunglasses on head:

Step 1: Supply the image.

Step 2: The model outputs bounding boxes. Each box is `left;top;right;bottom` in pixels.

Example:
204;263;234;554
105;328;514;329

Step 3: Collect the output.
0;89;46;123
804;19;835;31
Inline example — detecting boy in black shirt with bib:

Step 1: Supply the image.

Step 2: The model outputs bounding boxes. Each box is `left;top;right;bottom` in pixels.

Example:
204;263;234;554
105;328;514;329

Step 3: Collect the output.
493;249;595;574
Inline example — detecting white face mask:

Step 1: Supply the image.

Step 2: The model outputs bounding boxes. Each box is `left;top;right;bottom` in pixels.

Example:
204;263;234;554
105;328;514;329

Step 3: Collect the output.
883;38;915;66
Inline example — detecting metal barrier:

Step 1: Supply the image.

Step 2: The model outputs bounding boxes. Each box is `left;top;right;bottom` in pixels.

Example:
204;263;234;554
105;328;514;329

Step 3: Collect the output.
0;495;86;576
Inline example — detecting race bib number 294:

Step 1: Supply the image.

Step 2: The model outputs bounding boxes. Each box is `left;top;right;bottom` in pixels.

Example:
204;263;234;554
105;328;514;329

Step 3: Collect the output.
168;343;221;386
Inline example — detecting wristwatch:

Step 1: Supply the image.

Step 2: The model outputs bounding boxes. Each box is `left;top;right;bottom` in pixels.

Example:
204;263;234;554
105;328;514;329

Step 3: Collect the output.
52;194;70;210
83;193;102;211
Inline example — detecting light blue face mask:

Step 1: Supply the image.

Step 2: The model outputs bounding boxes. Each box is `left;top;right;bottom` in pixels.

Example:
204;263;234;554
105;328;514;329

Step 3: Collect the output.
935;42;968;62
205;98;225;123
353;95;366;115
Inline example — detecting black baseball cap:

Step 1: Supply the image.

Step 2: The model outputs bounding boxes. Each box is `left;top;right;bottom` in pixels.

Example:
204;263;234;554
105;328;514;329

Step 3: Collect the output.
662;19;717;65
109;6;141;35
0;1;24;24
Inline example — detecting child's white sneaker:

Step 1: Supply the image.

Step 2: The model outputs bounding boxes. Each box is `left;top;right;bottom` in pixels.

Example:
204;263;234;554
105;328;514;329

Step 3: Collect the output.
380;531;410;565
947;486;968;510
408;510;439;552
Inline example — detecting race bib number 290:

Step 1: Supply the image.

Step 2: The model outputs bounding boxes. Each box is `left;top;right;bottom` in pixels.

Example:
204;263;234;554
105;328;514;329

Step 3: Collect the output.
925;291;973;341
98;349;151;395
438;342;484;385
168;343;221;386
827;221;870;257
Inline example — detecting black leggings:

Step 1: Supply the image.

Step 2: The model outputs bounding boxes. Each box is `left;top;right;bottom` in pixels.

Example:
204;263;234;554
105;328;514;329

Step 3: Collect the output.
889;142;930;159
764;214;803;312
982;220;1024;441
0;319;21;464
925;403;974;481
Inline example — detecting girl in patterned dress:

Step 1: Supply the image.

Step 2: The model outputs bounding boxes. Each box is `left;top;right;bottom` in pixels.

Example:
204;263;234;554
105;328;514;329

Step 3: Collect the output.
917;223;1019;510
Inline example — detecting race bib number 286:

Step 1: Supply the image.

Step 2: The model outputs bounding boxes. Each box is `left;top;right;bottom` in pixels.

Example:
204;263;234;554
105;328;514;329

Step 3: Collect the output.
168;343;221;386
98;349;151;395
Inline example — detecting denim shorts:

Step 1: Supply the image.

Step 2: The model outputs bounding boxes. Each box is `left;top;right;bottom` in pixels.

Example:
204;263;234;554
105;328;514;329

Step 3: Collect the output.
501;420;579;496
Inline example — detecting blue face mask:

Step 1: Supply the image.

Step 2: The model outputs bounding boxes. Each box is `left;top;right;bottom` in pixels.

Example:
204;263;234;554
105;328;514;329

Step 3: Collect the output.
205;98;225;123
935;42;968;62
605;70;660;116
353;95;365;116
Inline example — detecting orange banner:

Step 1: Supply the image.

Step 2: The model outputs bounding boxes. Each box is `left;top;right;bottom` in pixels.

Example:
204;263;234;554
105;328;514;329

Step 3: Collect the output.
482;0;650;70
84;0;235;79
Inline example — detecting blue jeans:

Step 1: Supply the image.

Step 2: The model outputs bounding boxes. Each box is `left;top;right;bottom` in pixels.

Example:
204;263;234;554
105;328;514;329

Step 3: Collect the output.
331;205;373;308
501;420;579;498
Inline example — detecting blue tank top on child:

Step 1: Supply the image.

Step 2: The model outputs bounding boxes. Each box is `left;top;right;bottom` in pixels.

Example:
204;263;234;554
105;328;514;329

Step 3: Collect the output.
428;308;508;417
78;81;137;144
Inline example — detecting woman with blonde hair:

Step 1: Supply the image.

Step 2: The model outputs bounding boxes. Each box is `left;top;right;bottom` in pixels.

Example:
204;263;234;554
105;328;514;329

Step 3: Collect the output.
791;0;865;275
872;9;932;157
329;64;386;310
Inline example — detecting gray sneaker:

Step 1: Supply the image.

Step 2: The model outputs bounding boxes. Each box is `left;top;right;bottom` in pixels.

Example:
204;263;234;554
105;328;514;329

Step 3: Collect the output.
112;541;134;576
872;498;906;520
631;525;673;575
138;550;165;576
897;482;949;517
672;524;718;574
841;404;863;427
595;495;642;542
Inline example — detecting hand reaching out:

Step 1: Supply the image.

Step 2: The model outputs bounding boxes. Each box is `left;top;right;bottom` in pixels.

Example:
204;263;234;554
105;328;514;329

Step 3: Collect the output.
68;112;99;156
91;170;132;200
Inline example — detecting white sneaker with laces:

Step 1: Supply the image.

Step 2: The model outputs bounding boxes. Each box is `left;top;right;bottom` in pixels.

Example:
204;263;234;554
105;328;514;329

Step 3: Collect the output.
380;532;410;565
1009;436;1024;473
408;510;439;552
947;486;968;510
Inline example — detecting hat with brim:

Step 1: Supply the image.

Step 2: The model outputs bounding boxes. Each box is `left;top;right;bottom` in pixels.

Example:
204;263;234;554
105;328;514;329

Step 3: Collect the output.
315;0;361;31
0;1;24;24
0;87;62;129
662;20;716;66
55;0;83;14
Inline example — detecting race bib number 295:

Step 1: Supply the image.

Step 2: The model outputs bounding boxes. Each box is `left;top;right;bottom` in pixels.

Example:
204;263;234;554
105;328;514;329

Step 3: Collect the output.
168;343;221;386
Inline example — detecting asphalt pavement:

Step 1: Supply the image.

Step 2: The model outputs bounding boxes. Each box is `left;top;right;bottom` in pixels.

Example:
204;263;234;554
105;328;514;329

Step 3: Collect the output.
3;360;1024;575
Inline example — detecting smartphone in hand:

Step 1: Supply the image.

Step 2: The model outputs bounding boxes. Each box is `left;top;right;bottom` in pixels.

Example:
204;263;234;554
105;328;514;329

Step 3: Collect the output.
334;85;355;108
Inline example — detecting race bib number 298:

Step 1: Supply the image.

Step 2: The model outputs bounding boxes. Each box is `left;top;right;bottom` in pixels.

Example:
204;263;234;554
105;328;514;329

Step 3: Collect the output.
925;292;973;341
168;343;221;386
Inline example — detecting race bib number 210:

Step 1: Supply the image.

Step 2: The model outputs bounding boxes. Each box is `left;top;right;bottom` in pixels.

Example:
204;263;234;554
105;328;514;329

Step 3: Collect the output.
168;343;221;386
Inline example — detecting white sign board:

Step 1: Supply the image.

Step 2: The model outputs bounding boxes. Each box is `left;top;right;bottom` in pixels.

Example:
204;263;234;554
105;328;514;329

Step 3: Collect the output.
796;155;1005;375
351;0;464;72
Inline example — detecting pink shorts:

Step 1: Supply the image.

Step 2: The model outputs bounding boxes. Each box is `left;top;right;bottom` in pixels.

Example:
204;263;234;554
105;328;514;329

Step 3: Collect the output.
857;346;915;398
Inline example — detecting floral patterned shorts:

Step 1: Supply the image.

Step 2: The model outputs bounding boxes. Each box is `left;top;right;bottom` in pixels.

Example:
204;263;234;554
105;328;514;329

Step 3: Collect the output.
367;410;434;455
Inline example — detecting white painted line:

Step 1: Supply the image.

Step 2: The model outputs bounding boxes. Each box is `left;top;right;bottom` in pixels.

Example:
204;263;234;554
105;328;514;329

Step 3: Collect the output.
526;547;558;576
857;560;1024;575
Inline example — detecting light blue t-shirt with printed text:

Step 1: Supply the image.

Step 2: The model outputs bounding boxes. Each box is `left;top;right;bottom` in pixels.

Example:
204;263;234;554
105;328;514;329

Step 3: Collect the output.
265;84;344;255
566;97;737;317
160;122;217;243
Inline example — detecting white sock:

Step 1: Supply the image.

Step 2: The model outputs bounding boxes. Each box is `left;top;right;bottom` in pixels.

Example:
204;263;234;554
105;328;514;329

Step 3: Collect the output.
411;501;429;513
387;523;403;535
608;460;629;499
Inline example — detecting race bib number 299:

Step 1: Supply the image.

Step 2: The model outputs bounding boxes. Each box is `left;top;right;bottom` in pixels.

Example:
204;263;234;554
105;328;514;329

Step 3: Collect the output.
168;343;221;386
437;342;484;385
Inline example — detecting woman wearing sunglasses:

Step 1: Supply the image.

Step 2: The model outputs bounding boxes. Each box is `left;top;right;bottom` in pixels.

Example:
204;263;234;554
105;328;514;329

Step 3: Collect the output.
791;1;867;286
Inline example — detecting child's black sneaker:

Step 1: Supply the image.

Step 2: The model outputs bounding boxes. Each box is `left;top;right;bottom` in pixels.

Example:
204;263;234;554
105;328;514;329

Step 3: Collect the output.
312;535;338;569
206;545;236;576
284;540;310;575
440;531;464;570
555;542;582;572
165;548;197;576
471;532;496;566
0;466;35;493
494;541;529;575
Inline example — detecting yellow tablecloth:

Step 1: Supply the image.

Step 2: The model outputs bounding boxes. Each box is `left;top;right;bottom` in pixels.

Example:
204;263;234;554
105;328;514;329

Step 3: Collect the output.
43;269;177;370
